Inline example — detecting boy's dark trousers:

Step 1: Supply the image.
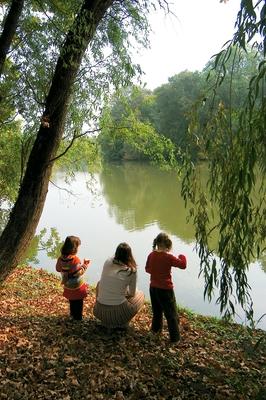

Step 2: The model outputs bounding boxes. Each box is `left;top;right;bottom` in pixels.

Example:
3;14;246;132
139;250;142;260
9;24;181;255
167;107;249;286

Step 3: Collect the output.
149;287;180;342
69;299;83;320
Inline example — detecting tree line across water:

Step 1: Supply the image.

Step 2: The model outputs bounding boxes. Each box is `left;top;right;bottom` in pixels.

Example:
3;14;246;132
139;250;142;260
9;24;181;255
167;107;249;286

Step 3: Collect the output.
98;47;262;164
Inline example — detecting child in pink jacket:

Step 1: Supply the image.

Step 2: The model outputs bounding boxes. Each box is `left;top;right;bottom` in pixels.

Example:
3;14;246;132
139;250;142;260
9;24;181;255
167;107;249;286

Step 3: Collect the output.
56;235;90;320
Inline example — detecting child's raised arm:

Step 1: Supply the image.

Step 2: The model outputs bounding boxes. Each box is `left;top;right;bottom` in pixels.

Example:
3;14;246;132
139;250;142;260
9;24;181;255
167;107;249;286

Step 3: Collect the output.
171;254;187;269
72;259;90;277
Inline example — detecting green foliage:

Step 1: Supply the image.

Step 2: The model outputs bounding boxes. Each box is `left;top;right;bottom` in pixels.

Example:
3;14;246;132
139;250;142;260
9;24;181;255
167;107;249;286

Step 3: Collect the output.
23;227;63;264
0;122;21;201
55;136;101;177
181;2;266;322
98;57;261;167
0;0;164;208
203;46;262;113
0;121;23;232
0;61;19;123
2;1;81;128
153;71;205;151
98;88;178;168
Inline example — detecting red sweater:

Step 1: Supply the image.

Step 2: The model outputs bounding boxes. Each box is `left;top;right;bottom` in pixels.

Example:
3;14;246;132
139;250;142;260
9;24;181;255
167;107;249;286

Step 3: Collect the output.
145;251;187;289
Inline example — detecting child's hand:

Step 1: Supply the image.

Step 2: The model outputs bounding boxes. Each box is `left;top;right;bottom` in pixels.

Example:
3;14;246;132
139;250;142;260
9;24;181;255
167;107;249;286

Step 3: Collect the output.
84;259;90;266
178;254;187;269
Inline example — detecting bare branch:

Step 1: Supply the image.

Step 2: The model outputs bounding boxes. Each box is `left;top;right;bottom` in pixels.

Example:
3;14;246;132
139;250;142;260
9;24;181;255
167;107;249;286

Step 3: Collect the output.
49;180;78;197
24;72;45;106
34;0;70;37
49;127;102;164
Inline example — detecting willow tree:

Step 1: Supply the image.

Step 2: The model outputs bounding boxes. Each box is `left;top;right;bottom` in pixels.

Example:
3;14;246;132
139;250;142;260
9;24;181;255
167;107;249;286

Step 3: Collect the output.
181;0;266;322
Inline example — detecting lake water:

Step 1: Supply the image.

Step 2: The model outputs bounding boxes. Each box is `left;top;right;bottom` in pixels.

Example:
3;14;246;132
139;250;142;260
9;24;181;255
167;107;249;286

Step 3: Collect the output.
34;162;266;330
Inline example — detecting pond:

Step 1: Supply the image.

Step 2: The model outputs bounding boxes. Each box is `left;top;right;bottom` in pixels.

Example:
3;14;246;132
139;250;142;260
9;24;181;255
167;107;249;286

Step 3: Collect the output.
34;162;266;330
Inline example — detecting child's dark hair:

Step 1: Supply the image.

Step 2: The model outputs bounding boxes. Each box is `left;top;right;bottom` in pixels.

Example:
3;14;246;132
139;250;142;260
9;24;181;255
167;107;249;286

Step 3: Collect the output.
153;232;172;251
114;242;137;270
61;236;81;256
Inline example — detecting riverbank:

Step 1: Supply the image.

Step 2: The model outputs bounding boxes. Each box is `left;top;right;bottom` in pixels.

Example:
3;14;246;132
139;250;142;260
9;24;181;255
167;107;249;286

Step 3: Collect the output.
0;265;265;400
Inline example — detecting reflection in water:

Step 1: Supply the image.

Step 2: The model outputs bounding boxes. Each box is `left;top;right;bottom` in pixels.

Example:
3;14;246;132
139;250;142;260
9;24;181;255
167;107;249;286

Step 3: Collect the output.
100;162;265;263
100;162;195;243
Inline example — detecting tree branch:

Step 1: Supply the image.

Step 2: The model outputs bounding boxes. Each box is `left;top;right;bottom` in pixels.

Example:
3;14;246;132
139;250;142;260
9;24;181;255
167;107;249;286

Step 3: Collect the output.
49;127;102;163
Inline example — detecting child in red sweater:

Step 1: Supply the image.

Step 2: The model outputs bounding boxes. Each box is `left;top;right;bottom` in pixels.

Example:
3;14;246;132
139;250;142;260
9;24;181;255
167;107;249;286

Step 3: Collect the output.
145;232;187;342
56;235;90;320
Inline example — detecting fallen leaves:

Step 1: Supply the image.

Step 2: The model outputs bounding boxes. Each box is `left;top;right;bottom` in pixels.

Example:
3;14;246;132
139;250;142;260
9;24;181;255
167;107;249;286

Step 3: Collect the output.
0;265;265;399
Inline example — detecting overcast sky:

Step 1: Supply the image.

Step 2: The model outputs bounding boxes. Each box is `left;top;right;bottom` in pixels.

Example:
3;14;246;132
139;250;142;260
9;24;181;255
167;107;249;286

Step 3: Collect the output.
135;0;241;90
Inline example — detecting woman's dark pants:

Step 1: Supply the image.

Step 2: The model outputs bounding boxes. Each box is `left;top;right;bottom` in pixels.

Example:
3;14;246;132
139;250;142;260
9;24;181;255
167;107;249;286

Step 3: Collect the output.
149;287;180;342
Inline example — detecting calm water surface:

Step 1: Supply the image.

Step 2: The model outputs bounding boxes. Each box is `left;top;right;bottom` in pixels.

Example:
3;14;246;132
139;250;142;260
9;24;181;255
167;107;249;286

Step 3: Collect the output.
34;162;266;329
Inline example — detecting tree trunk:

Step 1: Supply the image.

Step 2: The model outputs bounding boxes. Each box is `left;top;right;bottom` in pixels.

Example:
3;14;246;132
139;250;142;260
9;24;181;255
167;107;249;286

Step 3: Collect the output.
0;0;24;77
0;0;114;282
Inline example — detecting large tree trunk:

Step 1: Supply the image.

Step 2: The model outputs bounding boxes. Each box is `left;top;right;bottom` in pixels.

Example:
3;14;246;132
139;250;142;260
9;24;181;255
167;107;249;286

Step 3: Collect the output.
0;0;114;281
0;0;24;77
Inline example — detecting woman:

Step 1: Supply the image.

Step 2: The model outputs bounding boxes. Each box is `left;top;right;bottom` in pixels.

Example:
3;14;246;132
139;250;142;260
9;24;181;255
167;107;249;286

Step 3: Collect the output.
93;242;145;329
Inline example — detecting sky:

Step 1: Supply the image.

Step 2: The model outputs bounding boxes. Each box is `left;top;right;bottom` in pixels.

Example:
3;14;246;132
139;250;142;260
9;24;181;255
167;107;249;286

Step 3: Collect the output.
135;0;241;90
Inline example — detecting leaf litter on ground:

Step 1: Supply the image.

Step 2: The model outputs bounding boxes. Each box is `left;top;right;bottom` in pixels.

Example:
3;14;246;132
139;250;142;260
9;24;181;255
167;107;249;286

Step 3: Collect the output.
0;265;265;400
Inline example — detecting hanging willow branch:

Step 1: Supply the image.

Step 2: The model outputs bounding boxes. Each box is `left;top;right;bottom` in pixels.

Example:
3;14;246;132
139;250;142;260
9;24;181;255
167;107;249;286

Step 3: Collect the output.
181;0;266;324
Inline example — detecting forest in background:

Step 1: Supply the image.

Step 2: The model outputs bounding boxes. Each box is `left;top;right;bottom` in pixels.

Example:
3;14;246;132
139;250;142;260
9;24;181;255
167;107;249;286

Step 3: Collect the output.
98;47;261;164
